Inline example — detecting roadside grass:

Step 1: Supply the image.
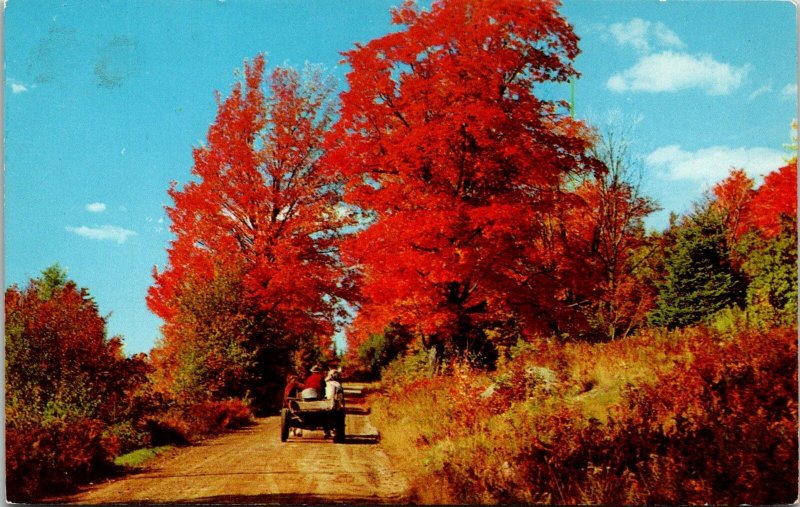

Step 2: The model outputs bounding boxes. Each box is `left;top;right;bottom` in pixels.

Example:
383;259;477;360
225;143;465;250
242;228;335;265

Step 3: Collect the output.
370;384;466;503
372;350;624;503
369;324;798;504
561;333;688;422
114;445;175;468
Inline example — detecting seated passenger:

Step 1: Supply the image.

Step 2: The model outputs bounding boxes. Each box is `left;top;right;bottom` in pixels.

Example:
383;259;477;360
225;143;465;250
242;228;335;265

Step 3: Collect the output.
325;369;343;400
301;365;326;400
283;373;303;407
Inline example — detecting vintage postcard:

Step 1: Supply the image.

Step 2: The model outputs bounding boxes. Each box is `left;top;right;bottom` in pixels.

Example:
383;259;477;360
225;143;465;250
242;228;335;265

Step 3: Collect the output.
4;0;797;503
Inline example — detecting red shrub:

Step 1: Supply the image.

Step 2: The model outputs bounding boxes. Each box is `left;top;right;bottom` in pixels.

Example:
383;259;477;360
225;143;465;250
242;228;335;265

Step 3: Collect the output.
142;398;253;448
497;326;798;504
185;398;254;436
380;326;798;504
6;418;118;502
615;326;799;504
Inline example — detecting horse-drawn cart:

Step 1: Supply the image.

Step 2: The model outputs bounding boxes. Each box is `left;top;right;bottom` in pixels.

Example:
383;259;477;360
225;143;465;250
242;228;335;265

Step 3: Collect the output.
280;392;346;443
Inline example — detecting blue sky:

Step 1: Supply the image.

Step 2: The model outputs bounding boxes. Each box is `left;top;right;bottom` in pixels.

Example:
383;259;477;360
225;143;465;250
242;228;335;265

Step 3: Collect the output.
4;0;797;356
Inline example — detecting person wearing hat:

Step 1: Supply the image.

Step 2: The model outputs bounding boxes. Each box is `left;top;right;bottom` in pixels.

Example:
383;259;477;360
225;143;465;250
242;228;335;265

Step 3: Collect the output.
325;369;342;400
323;369;343;439
301;365;326;400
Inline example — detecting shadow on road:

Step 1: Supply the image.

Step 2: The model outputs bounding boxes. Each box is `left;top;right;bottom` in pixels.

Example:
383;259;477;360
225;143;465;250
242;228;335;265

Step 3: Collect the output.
345;405;371;415
173;492;408;504
344;434;380;445
282;432;379;445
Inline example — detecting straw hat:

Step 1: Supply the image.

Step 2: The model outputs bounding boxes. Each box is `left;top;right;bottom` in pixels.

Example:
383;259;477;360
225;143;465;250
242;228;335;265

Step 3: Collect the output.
310;365;322;373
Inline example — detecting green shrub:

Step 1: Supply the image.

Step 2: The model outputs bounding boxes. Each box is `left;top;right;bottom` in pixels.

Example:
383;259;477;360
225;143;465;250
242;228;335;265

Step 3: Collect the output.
380;347;433;391
353;326;414;380
105;421;152;455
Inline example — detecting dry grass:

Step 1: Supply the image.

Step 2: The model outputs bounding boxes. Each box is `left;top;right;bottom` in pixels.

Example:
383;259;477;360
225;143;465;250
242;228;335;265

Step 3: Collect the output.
369;325;798;504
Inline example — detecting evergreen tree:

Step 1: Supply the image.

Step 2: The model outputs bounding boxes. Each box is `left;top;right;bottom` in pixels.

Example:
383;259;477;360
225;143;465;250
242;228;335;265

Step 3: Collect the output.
649;207;745;328
35;263;68;300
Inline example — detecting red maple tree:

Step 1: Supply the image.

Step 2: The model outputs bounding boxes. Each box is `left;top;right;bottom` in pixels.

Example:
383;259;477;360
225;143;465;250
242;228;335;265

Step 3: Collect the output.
148;55;351;401
712;161;797;241
328;0;601;356
712;168;755;241
743;159;797;238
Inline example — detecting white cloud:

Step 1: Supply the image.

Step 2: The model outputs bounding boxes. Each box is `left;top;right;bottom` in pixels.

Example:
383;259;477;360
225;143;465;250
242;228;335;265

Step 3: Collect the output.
608;19;684;53
606;75;628;93
652;22;684;49
86;202;107;213
646;144;786;183
781;83;798;101
66;225;137;244
11;83;28;94
748;84;773;101
607;51;748;95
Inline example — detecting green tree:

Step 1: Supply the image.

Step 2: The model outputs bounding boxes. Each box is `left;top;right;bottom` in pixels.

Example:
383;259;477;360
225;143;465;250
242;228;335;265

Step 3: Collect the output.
290;334;329;377
353;325;414;380
36;263;68;300
738;217;798;326
150;269;261;401
649;207;745;328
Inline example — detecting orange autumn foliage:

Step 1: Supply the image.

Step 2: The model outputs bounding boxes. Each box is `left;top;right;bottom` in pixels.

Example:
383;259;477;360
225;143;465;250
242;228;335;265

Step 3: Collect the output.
743;159;797;238
373;325;798;504
330;0;603;354
148;55;352;406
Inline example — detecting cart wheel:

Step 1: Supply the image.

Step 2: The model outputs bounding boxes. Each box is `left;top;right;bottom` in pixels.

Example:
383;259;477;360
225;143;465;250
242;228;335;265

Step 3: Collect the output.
280;408;290;442
333;412;346;443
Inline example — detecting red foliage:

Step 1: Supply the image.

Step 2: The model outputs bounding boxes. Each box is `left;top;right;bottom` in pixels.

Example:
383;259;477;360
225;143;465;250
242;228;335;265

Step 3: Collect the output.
144;398;253;445
712;168;755;240
5;275;154;501
563;177;657;338
330;0;601;350
5;279;139;432
607;327;799;504
186;399;254;435
742;159;798;238
147;55;352;399
6;282;113;384
713;161;798;241
149;55;349;336
386;326;798;504
6;418;118;502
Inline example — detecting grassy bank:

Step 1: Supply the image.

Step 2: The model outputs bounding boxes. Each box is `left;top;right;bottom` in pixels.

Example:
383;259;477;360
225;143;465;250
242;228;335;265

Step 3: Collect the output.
370;324;798;504
114;445;176;468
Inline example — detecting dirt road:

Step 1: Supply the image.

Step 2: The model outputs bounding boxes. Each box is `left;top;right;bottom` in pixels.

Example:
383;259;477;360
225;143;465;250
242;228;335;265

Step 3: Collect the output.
59;387;410;504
